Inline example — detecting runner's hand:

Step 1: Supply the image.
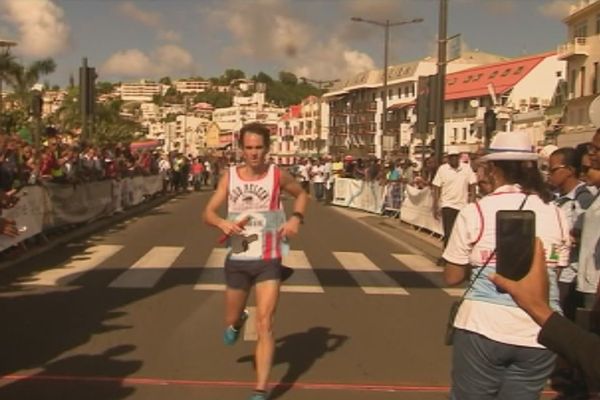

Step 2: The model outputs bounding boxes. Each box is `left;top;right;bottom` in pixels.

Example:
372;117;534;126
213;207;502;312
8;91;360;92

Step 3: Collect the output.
218;219;244;237
278;218;300;239
0;218;18;237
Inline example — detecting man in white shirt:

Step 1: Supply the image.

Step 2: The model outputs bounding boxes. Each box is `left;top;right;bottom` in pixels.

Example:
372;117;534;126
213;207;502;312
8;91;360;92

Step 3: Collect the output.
432;149;477;249
310;158;326;202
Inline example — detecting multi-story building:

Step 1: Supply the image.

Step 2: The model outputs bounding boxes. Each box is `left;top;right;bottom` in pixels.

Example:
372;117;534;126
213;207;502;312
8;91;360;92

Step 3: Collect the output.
212;92;285;152
119;80;164;102
273;105;301;165
41;90;67;117
295;96;325;158
174;79;211;94
442;51;565;153
556;0;600;146
323;51;506;158
140;103;160;122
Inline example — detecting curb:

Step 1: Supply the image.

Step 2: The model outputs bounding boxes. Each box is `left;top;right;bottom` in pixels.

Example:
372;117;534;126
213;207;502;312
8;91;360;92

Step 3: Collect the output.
329;205;443;259
0;192;180;270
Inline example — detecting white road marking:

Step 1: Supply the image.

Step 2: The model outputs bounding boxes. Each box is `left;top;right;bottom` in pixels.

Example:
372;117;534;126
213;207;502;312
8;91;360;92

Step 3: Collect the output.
22;245;124;286
109;246;183;288
392;254;464;296
194;248;227;291
281;250;324;293
333;252;409;295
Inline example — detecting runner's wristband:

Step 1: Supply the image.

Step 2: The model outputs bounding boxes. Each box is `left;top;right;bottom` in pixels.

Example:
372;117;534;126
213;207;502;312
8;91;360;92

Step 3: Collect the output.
291;212;304;224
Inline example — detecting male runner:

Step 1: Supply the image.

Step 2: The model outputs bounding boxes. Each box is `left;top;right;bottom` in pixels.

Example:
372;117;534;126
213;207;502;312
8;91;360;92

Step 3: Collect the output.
203;122;307;400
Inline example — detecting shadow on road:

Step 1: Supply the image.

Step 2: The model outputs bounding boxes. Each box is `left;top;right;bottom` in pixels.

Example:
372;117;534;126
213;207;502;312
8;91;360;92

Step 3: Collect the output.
237;326;348;399
0;345;141;400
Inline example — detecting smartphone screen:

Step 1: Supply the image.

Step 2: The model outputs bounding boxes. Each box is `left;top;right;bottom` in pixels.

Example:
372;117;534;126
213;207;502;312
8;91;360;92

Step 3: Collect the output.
495;210;536;281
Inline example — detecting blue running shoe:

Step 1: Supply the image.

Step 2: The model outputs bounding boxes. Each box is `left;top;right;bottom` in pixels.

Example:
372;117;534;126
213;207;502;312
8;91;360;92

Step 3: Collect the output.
223;309;249;346
248;391;268;400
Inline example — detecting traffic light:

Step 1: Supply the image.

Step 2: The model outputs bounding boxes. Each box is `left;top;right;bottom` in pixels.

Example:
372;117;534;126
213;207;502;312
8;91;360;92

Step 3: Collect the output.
416;74;437;134
484;108;497;148
31;91;43;118
79;63;96;117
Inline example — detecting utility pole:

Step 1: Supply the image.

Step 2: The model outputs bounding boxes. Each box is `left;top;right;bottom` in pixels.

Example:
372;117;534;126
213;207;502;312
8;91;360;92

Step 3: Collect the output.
435;0;448;166
79;57;96;142
351;16;423;160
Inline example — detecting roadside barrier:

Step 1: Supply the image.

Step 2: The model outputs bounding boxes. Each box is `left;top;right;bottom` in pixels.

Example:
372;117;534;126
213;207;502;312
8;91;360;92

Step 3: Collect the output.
0;175;165;252
332;177;443;236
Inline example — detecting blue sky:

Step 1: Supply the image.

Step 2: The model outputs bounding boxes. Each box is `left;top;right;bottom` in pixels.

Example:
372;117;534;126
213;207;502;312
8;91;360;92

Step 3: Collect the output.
0;0;573;86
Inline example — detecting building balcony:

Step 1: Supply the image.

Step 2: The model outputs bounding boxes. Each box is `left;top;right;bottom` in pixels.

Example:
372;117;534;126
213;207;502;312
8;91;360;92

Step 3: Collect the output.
557;37;589;60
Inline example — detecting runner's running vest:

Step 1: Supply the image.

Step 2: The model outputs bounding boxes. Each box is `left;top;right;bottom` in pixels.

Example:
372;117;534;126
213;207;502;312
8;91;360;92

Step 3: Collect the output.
227;164;286;261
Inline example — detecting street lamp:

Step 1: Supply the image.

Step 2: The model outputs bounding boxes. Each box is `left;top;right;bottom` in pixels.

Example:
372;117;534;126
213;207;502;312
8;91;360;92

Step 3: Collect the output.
351;17;423;160
0;39;17;114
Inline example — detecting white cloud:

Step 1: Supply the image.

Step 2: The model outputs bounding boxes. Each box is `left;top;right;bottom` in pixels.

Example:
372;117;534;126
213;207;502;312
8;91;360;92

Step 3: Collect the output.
157;29;181;42
539;0;572;19
206;0;375;80
101;45;195;79
117;1;161;28
1;0;70;57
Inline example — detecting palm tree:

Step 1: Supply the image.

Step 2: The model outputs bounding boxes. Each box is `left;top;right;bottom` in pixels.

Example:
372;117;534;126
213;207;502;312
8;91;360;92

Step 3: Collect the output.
0;51;20;113
3;58;56;108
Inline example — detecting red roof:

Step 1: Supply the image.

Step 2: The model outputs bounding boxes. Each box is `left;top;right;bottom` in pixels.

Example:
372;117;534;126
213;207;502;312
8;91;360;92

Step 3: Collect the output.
444;52;554;101
281;104;302;120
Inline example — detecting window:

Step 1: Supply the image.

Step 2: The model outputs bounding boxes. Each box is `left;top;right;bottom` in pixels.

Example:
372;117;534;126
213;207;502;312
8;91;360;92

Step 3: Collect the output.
489;71;499;79
464;75;472;83
453;101;459;113
398;87;403;97
463;100;469;112
501;68;511;77
574;22;588;39
453;128;458;142
472;73;483;82
409;83;415;96
462;127;468;142
404;86;409;97
570;69;577;94
513;66;524;75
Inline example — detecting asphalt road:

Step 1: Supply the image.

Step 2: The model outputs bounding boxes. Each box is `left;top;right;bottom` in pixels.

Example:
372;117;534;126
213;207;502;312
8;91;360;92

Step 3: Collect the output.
0;191;555;399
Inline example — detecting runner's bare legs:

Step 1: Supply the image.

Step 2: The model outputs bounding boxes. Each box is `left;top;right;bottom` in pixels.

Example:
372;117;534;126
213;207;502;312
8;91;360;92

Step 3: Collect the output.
225;288;249;327
253;279;280;391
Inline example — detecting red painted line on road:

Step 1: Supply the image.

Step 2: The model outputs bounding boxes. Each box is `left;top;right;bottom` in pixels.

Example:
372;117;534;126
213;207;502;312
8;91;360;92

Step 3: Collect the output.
0;374;557;395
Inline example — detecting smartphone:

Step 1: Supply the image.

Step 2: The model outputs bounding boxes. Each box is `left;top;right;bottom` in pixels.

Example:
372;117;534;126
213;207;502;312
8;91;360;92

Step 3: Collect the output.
495;210;536;282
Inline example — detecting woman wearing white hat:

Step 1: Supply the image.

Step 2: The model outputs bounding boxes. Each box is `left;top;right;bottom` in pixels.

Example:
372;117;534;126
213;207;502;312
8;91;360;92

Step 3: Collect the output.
443;131;571;399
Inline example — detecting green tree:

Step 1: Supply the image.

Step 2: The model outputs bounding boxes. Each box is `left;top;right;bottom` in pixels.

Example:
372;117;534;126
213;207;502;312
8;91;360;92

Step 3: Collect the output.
222;69;245;84
193;91;233;108
159;76;172;85
96;81;114;95
254;71;273;84
279;71;298;85
93;100;141;145
3;57;56;108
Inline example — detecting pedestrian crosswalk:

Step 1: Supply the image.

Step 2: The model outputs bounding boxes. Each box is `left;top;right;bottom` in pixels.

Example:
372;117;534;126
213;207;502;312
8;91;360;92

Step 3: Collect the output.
20;245;464;297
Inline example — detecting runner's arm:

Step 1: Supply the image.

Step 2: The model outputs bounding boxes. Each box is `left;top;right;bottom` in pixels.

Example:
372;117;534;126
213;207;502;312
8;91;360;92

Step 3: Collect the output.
202;170;243;236
280;168;308;218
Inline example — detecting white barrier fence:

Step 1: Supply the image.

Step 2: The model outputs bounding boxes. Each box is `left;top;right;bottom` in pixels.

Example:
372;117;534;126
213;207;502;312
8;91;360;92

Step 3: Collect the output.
0;175;165;252
332;177;443;236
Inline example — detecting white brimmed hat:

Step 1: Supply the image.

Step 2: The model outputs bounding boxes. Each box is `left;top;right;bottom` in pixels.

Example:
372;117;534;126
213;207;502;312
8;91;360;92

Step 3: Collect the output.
480;131;538;161
447;147;460;156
